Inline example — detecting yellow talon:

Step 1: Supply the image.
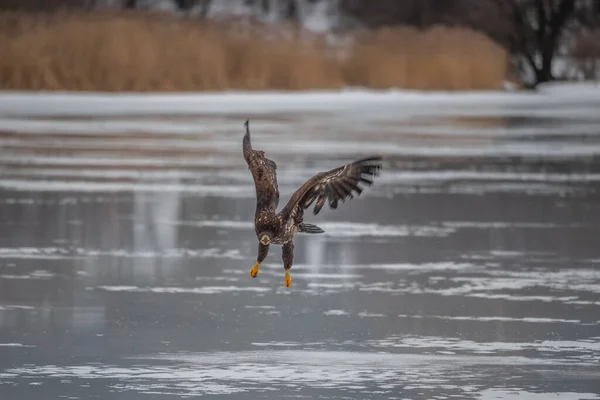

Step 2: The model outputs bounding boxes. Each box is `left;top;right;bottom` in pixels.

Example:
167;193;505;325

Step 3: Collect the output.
250;262;260;278
284;270;291;288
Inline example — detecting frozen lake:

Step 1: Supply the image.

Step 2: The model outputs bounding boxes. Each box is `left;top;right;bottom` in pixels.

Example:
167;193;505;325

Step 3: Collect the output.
1;86;600;399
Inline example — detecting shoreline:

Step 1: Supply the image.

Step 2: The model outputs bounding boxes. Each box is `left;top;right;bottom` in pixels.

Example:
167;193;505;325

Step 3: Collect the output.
0;82;599;118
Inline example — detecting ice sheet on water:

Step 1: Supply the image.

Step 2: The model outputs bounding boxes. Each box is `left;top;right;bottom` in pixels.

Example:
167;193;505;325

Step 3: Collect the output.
0;270;55;280
291;272;363;279
116;137;600;159
94;285;270;294
363;335;600;358
0;154;234;168
0;246;76;260
1;167;215;180
323;309;350;316
243;305;276;309
0;169;596;197
259;261;472;272
479;389;600;400
380;170;600;184
6;166;600;185
0;179;255;194
357;311;386;318
252;260;600;304
396;314;582;324
0;117;221;135
398;265;600;297
0;179;587;198
4;347;597;398
0;305;35;310
316;311;585;324
0;247;243;260
366;261;475;271
175;219;455;238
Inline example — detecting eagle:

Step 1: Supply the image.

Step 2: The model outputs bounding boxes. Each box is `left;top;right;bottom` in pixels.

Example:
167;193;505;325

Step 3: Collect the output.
243;120;382;287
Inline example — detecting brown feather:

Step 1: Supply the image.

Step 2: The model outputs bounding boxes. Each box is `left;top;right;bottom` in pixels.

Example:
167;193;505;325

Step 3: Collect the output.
281;156;382;220
243;120;280;212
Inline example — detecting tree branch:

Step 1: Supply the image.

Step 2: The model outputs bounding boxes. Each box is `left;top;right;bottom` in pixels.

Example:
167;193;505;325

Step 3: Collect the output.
535;0;547;44
548;0;575;43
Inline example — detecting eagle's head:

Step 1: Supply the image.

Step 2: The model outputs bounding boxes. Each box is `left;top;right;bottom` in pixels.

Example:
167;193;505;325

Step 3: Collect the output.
259;232;272;245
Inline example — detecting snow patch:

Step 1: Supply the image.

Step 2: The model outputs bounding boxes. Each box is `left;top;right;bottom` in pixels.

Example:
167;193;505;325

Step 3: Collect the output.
323;310;350;316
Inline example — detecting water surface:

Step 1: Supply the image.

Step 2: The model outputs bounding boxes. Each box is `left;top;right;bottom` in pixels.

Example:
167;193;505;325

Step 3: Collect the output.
1;90;600;399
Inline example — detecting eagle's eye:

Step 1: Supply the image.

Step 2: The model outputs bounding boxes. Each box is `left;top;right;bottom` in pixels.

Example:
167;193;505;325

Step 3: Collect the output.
260;235;271;245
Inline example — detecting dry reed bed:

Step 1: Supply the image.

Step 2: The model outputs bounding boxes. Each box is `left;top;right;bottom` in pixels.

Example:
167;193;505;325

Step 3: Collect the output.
0;11;507;91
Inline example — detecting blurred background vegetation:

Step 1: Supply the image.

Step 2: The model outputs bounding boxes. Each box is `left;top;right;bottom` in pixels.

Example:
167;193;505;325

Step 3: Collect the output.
0;0;598;91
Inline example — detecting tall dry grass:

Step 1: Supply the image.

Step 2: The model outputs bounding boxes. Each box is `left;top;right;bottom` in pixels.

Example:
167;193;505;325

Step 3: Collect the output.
344;26;508;90
0;11;508;91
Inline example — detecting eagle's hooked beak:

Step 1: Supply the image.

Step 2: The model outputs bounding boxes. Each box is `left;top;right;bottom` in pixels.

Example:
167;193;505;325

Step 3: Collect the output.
260;235;271;245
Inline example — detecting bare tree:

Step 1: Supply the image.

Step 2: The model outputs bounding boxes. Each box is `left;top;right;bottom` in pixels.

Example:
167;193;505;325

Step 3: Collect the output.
179;0;211;17
173;0;196;11
0;0;87;11
494;0;577;88
565;0;600;79
242;0;306;23
339;0;489;29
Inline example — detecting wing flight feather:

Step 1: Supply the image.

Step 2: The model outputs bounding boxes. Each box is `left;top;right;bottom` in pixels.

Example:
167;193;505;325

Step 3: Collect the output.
243;120;279;211
280;156;382;221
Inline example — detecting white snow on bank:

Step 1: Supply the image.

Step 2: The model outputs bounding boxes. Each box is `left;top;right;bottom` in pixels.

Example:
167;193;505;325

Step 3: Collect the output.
537;81;600;95
1;83;600;118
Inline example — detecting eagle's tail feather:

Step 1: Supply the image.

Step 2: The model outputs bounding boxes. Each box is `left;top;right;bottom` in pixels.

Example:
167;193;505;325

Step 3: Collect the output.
299;223;324;234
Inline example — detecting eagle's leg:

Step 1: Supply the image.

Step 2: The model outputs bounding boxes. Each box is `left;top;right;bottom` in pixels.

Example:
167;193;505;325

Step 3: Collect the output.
282;241;294;288
250;242;269;278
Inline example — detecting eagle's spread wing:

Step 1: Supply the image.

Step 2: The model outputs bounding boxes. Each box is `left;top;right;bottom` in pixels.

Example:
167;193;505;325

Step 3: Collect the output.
243;120;280;211
280;156;382;222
